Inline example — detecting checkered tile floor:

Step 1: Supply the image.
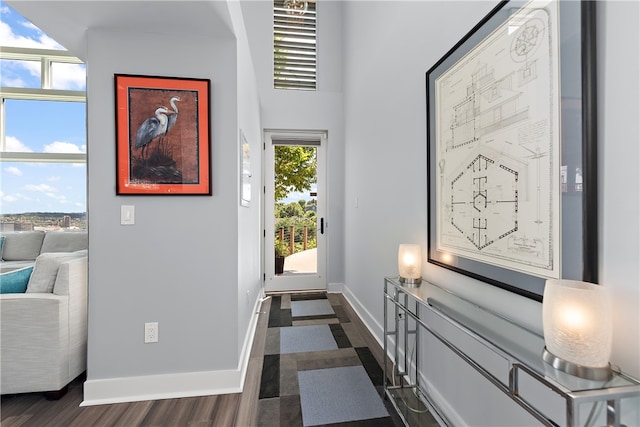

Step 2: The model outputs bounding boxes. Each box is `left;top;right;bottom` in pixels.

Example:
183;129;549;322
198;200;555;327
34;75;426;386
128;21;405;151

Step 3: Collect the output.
257;292;400;427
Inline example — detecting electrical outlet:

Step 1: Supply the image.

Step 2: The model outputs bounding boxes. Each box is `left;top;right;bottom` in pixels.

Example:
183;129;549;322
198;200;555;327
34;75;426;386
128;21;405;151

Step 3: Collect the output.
145;322;158;343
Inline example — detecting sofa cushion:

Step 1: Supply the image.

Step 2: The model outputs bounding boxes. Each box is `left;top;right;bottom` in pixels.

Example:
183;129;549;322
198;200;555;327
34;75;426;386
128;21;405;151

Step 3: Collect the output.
40;231;88;253
0;266;34;294
26;251;85;293
0;231;45;261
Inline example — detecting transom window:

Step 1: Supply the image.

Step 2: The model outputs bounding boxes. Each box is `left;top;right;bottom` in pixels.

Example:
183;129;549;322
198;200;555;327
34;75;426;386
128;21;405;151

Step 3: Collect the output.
273;0;317;91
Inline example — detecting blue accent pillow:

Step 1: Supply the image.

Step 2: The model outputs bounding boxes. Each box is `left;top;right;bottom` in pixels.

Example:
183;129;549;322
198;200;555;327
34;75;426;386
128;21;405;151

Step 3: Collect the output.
0;266;34;294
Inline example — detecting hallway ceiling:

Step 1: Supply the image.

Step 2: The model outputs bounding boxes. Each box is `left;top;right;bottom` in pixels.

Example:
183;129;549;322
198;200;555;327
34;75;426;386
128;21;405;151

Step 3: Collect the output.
6;1;235;60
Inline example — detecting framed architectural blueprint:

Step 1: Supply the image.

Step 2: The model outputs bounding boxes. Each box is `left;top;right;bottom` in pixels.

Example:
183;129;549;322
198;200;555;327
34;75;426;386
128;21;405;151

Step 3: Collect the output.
426;0;597;300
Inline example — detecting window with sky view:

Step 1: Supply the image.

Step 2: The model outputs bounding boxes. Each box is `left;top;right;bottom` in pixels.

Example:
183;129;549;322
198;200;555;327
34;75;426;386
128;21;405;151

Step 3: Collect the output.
0;1;87;230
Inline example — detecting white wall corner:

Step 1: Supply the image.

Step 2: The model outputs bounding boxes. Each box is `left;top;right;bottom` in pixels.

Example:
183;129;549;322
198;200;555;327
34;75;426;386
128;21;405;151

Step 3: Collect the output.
341;283;383;349
327;282;345;293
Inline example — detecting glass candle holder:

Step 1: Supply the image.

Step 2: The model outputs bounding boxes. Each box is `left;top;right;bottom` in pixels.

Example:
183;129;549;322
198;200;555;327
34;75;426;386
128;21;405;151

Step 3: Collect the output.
398;244;422;285
542;279;612;380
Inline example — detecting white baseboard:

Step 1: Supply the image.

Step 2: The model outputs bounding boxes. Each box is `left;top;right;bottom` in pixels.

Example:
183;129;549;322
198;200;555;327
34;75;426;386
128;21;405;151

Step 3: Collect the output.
340;284;384;349
81;369;243;406
81;293;263;406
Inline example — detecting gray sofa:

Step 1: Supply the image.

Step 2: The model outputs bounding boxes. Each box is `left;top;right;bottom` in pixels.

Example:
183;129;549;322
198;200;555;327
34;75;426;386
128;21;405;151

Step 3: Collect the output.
0;230;88;396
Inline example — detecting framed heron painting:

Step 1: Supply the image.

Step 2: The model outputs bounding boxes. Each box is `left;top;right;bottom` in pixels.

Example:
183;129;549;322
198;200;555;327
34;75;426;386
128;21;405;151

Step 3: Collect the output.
115;74;211;195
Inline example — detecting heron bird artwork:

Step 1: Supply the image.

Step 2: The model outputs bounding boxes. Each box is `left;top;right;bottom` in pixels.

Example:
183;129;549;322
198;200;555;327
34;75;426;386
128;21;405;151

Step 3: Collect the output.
167;95;180;133
115;74;211;194
134;106;170;159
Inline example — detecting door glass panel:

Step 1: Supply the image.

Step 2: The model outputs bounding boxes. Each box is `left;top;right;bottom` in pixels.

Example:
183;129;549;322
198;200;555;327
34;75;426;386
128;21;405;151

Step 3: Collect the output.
273;145;317;276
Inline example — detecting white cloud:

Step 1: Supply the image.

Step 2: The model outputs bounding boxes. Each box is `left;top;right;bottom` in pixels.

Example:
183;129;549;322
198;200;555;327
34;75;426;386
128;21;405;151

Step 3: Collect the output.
1;192;35;203
0;59;37;88
4;166;23;176
5;136;33;152
0;73;26;87
47;176;62;182
46;192;67;202
44;141;85;154
51;63;86;90
0;21;52;50
24;183;57;193
22;22;40;31
0;16;63;50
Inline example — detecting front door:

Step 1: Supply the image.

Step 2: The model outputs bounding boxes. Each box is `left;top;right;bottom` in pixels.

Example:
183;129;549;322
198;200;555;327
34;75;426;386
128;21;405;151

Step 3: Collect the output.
264;130;327;292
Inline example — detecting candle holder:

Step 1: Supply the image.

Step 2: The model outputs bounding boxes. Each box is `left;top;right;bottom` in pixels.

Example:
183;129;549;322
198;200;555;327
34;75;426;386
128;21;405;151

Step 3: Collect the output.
398;244;422;286
542;279;613;381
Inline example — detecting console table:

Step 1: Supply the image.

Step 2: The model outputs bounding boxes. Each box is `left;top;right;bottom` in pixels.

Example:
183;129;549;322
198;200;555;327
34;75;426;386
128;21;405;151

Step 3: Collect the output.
383;277;640;427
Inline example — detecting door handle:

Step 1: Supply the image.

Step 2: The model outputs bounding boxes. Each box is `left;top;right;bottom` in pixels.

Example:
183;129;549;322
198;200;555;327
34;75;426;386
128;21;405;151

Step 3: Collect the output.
320;218;325;235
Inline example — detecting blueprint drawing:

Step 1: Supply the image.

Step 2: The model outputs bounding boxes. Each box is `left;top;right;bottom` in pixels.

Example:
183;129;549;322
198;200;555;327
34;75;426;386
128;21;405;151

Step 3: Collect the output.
435;0;561;279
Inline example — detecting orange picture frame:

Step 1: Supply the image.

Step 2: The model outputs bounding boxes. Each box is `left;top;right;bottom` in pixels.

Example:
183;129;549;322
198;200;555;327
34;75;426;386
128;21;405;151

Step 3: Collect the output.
115;74;211;195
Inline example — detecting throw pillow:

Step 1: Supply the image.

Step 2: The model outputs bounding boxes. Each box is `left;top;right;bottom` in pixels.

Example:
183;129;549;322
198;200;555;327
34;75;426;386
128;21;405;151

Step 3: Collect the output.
0;266;34;294
0;231;45;261
40;231;88;253
26;252;82;293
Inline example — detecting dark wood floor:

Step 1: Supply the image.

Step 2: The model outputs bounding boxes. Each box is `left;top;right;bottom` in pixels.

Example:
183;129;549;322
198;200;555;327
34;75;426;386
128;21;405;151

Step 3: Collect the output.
0;293;392;426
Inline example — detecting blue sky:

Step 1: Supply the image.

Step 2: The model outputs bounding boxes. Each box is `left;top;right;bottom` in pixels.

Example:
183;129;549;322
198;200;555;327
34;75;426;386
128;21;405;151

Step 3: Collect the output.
1;1;87;214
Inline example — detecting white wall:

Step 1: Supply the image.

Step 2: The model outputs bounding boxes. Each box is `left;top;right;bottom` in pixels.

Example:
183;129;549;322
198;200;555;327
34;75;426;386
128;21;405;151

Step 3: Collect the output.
84;26;249;402
343;0;639;425
241;1;346;286
598;0;640;380
230;1;265;363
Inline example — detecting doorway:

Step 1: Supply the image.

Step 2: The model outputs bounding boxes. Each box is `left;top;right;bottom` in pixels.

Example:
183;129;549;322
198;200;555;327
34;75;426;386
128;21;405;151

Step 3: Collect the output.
264;130;327;292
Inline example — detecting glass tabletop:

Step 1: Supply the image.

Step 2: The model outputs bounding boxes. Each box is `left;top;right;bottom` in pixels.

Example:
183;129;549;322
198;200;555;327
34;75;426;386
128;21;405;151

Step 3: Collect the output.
384;276;640;393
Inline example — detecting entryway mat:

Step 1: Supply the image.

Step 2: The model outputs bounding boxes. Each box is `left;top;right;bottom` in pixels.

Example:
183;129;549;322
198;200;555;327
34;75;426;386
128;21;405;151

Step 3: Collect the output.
291;299;335;317
280;324;338;354
298;365;389;426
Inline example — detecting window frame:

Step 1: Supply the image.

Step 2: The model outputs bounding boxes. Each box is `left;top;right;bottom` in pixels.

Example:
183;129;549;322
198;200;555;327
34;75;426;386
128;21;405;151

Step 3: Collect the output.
0;46;86;163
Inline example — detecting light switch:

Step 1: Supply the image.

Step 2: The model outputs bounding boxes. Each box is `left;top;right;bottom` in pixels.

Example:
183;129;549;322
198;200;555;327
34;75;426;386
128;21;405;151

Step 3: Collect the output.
121;205;135;225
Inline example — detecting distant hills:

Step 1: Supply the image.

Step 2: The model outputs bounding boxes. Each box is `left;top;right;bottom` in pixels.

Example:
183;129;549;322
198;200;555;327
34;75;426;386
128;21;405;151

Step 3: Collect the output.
1;212;87;219
1;212;87;230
